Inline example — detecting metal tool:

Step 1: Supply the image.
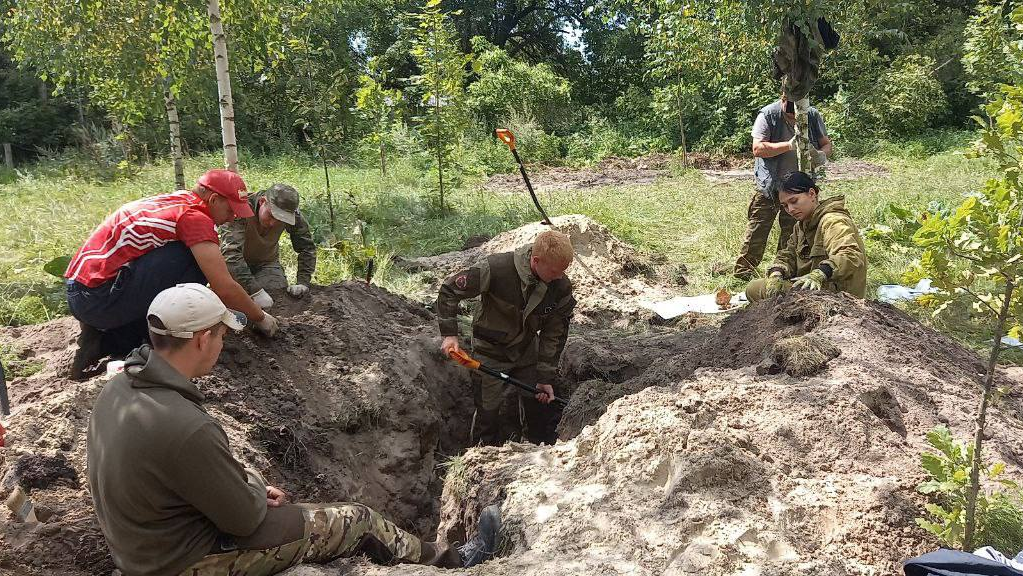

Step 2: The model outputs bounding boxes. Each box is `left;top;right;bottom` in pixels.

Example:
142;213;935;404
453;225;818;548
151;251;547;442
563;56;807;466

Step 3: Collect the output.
448;349;568;407
494;128;553;226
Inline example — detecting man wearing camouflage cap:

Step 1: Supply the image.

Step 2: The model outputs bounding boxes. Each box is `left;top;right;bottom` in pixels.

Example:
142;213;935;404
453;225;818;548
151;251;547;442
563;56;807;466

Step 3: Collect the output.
221;183;317;308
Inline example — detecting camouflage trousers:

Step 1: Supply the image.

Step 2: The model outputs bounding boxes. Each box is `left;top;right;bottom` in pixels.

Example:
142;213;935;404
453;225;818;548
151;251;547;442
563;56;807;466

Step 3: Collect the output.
178;503;432;576
249;262;288;291
734;190;796;280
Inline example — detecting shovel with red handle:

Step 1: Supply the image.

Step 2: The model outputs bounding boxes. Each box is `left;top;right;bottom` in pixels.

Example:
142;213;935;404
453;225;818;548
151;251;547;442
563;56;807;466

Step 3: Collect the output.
448;348;568;407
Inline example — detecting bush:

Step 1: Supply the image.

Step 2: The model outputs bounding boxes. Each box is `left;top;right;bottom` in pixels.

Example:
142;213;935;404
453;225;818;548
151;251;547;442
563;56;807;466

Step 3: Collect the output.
467;38;573;134
869;55;948;137
916;426;1023;554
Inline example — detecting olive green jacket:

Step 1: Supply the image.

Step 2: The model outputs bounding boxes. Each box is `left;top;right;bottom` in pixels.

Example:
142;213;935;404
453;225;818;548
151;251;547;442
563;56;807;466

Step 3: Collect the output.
220;190;316;294
769;195;867;298
437;245;576;382
87;346;267;576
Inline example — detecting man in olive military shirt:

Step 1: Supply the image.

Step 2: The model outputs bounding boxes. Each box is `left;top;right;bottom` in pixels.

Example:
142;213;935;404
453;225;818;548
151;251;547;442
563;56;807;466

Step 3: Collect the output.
437;230;576;446
221;183;317;308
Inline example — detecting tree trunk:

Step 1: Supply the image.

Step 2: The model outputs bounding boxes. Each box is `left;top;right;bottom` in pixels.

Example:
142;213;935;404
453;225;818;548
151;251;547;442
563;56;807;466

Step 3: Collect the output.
794;98;812;173
380;140;387;177
163;76;186;190
963;279;1016;551
674;77;688;169
321;152;336;236
208;0;239;173
3;143;12;170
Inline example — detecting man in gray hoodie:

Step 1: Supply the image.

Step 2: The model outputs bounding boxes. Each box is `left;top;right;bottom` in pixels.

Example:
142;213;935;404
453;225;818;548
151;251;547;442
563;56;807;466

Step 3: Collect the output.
87;283;499;576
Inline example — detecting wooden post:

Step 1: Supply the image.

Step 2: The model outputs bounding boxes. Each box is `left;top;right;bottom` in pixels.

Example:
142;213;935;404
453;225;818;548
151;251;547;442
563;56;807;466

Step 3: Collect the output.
3;143;12;170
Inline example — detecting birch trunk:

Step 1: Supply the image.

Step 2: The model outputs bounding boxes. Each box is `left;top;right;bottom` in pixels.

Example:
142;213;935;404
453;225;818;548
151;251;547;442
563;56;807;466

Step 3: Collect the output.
163;76;186;190
208;0;239;173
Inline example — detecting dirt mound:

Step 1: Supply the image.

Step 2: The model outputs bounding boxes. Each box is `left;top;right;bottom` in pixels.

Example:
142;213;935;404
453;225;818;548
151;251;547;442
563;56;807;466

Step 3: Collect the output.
0;281;476;576
423;292;1023;576
400;214;678;325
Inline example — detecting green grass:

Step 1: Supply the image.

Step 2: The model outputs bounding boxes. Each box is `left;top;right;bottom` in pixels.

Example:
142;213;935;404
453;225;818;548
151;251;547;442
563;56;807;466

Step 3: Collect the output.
0;133;996;336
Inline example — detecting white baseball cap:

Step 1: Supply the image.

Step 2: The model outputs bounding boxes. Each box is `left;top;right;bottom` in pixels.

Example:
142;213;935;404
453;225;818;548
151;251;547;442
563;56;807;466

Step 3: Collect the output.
148;283;246;338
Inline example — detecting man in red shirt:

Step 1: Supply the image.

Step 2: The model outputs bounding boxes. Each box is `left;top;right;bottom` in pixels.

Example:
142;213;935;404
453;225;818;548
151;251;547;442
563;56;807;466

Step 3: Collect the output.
65;169;281;379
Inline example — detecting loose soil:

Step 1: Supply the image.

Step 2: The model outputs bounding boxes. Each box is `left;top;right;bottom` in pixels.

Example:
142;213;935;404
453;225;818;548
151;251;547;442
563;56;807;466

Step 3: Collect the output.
0;281;476;576
483;153;749;194
701;158;890;184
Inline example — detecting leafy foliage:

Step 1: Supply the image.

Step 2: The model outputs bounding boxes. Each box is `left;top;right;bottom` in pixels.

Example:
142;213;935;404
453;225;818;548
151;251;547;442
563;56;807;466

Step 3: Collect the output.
410;0;471;209
467;37;572;134
916;426;1023;552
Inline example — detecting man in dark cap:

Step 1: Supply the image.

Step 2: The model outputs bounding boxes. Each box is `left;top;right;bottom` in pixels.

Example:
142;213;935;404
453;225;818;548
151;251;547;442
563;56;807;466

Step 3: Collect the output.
221;183;317;308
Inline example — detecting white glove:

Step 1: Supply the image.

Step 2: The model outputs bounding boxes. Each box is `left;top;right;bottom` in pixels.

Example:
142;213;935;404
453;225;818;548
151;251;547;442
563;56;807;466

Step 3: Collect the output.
286;284;309;298
251;289;273;309
786;134;797;152
254;312;280;337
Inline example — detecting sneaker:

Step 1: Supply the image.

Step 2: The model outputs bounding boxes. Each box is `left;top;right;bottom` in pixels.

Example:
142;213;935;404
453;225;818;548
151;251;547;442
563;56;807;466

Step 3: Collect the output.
70;322;104;380
458;504;502;567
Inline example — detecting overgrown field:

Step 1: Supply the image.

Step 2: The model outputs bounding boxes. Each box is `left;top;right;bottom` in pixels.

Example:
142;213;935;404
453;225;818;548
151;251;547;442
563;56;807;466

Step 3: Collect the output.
0;132;996;342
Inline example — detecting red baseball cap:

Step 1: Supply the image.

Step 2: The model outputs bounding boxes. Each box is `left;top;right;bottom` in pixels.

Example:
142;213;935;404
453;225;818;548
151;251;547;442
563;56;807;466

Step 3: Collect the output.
197;169;254;218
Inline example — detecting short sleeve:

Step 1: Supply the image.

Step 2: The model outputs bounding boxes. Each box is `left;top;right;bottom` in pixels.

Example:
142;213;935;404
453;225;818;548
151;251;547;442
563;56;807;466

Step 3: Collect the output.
752;113;770;140
176;209;219;247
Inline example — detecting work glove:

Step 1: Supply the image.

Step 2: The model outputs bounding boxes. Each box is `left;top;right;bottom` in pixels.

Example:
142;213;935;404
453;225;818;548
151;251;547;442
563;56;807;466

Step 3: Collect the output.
286;284;309;298
809;145;827;166
792;269;827;291
764;271;787;298
786;134;798;152
254;312;280;337
251;289;274;310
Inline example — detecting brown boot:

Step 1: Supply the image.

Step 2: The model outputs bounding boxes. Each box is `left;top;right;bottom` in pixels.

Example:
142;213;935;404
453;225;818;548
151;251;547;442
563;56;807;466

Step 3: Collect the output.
70;322;104;380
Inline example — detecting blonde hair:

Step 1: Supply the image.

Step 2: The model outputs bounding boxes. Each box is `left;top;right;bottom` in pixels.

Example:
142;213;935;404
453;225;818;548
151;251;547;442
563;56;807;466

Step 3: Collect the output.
532;230;574;268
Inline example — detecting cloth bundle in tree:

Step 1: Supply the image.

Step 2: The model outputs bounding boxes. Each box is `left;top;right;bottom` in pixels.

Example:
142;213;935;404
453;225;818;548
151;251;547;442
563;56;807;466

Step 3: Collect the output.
772;17;840;102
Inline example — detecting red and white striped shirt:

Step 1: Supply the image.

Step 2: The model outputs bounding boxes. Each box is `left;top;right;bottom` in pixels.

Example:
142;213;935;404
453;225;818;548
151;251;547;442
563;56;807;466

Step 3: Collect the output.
66;191;219;288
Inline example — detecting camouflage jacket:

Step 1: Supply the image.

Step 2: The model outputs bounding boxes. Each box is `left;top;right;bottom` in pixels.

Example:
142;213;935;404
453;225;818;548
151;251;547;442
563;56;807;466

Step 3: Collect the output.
769;195;867;298
437;245;576;382
220;190;316;294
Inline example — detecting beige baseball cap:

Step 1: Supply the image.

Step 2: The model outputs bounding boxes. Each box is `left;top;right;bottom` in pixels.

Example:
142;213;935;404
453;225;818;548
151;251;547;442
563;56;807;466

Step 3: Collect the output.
148;283;246;338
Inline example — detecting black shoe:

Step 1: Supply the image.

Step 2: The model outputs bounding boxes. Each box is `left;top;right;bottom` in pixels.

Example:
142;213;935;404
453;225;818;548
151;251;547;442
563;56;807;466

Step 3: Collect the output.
70;322;104;380
458;504;501;567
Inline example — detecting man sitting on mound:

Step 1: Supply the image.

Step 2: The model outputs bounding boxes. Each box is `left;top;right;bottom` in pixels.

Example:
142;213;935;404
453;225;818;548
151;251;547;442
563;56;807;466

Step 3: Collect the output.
87;283;500;576
745;171;867;301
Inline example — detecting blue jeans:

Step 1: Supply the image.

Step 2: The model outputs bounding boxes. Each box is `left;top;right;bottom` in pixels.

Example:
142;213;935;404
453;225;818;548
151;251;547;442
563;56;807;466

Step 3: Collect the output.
67;242;207;354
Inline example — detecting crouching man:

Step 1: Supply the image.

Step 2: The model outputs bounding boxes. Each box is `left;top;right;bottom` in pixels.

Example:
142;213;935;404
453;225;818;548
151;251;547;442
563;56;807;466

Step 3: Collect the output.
221;183;317;309
87;283;499;576
746;171;867;302
437;230;576;446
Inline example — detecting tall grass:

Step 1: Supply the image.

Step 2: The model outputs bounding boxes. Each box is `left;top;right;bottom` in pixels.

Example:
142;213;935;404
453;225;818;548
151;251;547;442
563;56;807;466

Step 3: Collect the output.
0;134;993;329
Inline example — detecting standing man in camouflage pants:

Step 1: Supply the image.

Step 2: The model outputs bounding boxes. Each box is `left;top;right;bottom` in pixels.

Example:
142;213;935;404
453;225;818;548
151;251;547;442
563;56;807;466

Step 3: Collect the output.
733;97;832;281
221;183;317;309
437;230;576;446
87;284;499;576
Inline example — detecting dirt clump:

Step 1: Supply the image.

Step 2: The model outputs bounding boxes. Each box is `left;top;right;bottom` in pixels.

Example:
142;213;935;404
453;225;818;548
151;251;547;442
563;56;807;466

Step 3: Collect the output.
0;281;477;576
6;453;79;491
758;334;841;377
399;214;678;325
